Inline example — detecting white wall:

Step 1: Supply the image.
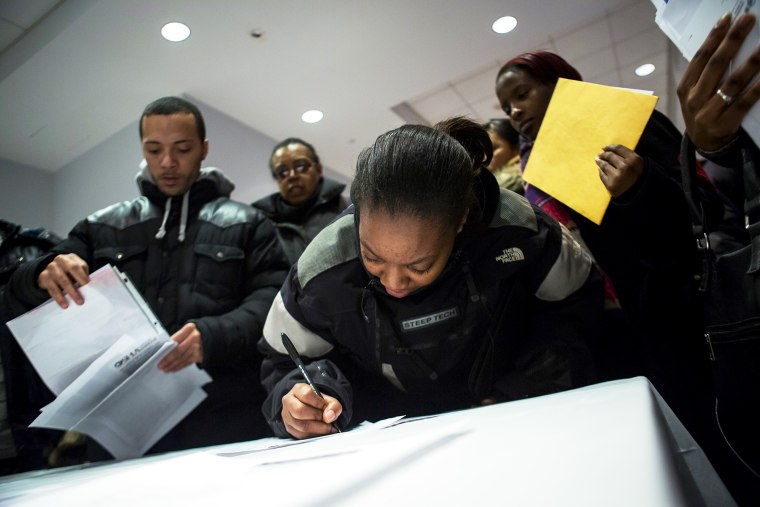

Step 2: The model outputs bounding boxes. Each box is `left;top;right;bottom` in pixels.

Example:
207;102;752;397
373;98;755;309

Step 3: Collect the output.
194;94;280;206
2;98;352;237
51;120;144;236
195;95;352;204
0;159;55;233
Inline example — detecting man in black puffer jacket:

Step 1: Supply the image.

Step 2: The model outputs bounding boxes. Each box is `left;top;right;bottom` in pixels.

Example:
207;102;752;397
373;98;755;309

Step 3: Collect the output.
3;97;289;460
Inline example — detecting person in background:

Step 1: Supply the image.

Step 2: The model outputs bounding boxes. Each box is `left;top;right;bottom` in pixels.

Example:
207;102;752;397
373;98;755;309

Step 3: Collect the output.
0;219;63;474
676;11;760;504
3;97;289;461
496;48;725;502
252;138;350;266
482;118;524;194
259;117;603;439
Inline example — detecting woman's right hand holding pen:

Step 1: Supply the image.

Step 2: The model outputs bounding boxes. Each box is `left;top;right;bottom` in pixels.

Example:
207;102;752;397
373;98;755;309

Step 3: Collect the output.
282;383;343;439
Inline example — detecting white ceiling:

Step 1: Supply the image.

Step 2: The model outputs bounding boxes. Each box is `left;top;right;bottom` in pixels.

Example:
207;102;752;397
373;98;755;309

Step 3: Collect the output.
0;0;677;180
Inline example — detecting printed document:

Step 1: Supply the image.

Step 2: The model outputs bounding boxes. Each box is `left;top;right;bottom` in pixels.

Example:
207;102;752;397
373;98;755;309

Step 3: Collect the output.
6;265;211;459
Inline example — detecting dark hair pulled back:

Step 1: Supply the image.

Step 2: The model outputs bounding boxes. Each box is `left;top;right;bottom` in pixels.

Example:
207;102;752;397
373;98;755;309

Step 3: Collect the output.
350;116;491;230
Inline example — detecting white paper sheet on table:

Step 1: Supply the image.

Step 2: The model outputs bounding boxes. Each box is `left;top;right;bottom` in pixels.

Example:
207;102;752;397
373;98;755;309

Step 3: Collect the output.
5;265;211;459
651;0;760;146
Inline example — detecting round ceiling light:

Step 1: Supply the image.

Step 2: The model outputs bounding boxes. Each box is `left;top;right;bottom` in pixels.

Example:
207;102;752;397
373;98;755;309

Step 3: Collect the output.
492;16;517;34
161;22;191;42
635;63;655;77
301;110;324;124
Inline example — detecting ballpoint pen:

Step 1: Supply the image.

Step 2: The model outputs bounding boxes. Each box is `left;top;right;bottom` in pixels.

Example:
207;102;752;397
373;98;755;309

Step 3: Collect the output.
281;332;341;433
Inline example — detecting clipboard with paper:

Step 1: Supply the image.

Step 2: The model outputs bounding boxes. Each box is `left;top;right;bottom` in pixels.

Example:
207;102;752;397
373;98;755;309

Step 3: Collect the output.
521;78;658;225
6;265;211;459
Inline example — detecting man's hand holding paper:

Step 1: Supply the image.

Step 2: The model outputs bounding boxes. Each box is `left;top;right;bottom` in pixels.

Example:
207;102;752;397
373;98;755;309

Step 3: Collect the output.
37;252;90;308
158;322;204;373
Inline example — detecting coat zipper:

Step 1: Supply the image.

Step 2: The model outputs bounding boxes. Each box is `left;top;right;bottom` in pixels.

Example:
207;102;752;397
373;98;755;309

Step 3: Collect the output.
704;318;760;361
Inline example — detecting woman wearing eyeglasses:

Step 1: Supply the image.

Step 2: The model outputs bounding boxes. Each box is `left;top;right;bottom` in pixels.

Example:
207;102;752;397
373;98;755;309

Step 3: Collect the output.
252;138;350;265
258;117;604;439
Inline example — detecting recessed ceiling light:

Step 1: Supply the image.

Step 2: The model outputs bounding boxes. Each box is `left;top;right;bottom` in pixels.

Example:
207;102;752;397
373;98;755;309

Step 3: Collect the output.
302;110;324;124
635;63;655;77
161;22;191;42
492;16;517;34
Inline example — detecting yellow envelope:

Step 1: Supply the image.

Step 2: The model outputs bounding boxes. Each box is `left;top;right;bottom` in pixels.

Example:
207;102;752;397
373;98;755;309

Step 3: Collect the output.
522;78;658;225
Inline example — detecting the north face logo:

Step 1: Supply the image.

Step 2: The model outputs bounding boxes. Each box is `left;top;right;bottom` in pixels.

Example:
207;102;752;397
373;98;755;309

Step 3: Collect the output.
495;247;524;263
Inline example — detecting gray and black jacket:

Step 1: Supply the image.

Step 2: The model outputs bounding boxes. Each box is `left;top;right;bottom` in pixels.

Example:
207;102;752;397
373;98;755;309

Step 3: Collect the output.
259;170;603;437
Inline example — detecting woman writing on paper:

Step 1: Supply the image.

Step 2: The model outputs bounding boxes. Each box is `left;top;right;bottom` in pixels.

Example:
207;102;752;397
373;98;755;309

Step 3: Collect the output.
495;49;721;474
259;117;604;439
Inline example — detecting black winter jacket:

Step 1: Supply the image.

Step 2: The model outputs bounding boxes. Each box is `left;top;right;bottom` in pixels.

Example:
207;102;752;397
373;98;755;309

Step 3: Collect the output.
259;170;604;437
252;178;349;265
566;111;720;424
1;219;63;464
570;110;714;326
1;220;61;286
4;167;289;454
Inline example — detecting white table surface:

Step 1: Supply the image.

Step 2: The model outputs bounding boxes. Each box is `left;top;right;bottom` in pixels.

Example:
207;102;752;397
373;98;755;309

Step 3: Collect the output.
0;376;736;506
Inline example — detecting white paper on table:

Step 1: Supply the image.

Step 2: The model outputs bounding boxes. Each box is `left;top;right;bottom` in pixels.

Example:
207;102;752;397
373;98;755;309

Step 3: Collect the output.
651;0;760;146
6;265;169;395
352;415;406;431
213;414;408;458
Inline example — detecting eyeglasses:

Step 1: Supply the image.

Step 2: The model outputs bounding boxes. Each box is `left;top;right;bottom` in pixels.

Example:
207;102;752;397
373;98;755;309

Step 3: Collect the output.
273;161;313;181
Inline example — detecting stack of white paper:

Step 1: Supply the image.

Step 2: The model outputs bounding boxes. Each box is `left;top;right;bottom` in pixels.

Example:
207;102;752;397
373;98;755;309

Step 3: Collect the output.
6;265;211;459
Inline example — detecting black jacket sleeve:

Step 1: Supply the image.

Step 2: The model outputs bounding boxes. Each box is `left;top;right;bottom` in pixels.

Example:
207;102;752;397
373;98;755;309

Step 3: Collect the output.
489;214;603;401
495;266;603;400
259;334;353;438
3;218;94;317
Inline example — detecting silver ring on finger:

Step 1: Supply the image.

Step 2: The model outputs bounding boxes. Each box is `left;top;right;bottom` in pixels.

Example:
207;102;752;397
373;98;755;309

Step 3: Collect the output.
716;88;734;106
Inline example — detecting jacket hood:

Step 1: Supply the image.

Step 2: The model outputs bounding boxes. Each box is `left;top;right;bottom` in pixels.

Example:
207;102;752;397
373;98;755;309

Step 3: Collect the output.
135;163;235;243
135;163;235;198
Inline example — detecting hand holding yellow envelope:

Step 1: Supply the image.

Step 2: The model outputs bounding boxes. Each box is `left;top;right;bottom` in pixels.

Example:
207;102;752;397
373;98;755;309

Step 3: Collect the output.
522;78;658;225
